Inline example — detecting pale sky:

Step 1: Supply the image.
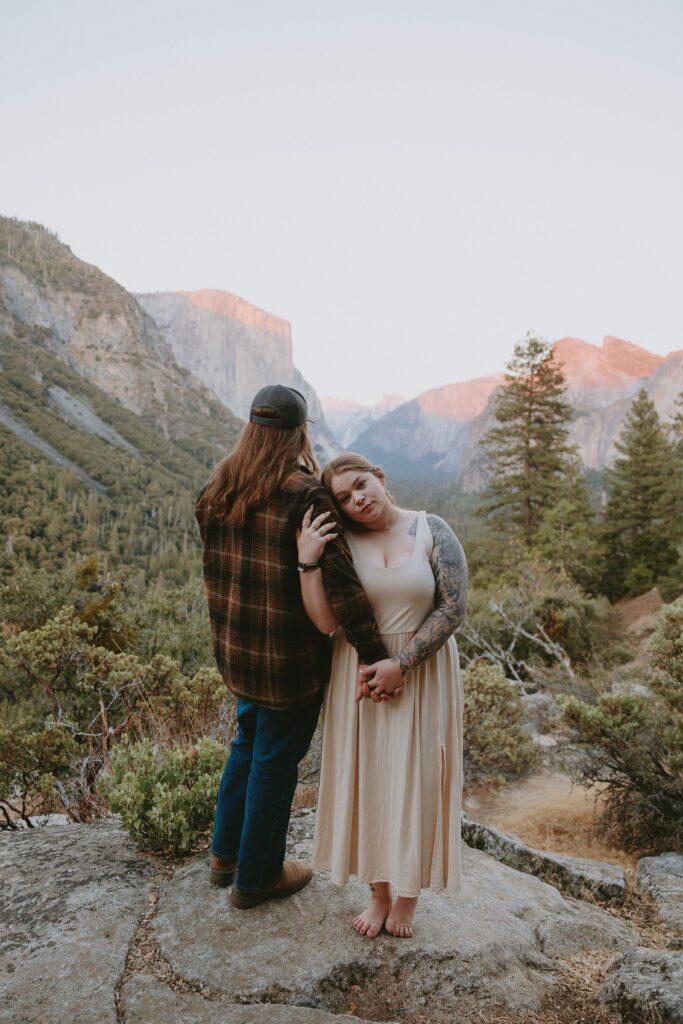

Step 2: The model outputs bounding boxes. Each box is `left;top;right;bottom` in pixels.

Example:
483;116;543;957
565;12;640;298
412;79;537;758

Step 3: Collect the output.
2;0;682;405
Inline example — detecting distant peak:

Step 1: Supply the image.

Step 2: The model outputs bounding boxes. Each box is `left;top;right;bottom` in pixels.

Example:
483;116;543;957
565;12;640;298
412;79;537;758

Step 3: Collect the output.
320;393;407;413
417;373;505;421
601;335;664;374
377;393;407;409
176;289;291;338
320;396;368;412
552;335;666;386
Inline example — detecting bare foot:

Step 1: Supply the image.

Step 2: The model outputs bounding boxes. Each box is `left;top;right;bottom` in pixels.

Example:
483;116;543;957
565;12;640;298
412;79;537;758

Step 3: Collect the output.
352;883;392;939
386;895;418;938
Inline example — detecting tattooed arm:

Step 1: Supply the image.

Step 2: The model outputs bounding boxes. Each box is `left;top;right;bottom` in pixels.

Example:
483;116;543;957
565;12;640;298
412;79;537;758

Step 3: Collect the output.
358;514;468;700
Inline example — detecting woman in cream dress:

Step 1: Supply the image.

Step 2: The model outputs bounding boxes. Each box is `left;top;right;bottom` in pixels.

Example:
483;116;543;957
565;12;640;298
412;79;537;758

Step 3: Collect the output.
296;453;468;939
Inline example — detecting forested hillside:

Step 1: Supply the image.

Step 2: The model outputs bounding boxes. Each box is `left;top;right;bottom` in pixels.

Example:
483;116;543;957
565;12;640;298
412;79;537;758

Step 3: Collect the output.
0;327;239;583
0;216;243;583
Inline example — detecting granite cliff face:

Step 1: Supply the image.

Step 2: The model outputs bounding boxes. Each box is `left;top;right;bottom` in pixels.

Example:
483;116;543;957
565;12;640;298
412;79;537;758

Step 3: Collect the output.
136;290;338;462
349;337;683;486
0;219;240;445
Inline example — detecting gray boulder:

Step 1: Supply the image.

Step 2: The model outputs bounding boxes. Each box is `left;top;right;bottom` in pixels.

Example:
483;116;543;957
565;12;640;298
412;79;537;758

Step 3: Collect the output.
122;975;375;1023
601;948;683;1023
150;813;637;1021
0;823;153;1024
637;854;683;947
0;812;640;1024
461;813;628;905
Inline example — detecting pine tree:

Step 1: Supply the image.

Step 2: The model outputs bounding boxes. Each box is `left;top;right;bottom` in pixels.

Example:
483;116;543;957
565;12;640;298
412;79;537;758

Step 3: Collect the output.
670;391;683;516
535;455;599;591
601;389;680;598
480;332;577;546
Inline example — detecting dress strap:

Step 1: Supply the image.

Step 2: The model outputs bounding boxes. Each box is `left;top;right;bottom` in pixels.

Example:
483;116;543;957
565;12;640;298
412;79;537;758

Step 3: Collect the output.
419;510;434;557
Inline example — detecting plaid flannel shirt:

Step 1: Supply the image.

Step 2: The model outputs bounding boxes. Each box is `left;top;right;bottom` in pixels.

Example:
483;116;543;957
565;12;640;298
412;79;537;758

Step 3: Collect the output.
195;469;389;710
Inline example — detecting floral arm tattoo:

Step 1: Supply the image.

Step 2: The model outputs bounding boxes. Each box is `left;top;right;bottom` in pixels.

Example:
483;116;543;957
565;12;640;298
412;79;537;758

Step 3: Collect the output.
394;514;468;675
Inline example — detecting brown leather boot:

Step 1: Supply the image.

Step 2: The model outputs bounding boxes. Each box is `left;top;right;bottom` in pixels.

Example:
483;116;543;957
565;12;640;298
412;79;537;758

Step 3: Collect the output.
230;859;313;909
209;855;237;887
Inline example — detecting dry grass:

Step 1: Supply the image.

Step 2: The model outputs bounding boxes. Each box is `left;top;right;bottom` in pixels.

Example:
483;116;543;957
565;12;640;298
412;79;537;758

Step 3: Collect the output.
463;771;639;870
615;588;664;636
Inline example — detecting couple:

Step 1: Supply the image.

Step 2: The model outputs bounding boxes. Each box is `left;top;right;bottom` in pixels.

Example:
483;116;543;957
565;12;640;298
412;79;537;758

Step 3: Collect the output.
195;384;467;939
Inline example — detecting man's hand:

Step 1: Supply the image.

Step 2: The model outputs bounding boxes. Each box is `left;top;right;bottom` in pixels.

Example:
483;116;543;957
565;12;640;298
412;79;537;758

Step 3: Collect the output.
355;658;404;702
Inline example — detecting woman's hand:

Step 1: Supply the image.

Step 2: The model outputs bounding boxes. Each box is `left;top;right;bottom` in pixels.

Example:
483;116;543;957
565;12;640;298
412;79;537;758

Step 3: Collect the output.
296;506;339;563
356;658;404;702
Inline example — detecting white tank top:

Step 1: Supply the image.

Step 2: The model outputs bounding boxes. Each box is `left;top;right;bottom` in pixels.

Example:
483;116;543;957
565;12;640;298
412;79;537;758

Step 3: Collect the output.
345;510;436;635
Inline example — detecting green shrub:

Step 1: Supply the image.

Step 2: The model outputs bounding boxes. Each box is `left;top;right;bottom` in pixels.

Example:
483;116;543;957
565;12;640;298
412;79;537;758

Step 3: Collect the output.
623;563;654;597
459;558;622;683
100;738;227;855
0;708;79;828
557;597;683;853
463;660;540;783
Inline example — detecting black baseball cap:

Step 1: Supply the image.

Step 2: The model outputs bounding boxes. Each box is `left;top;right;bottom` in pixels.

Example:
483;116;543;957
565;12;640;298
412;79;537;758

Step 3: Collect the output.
249;384;308;428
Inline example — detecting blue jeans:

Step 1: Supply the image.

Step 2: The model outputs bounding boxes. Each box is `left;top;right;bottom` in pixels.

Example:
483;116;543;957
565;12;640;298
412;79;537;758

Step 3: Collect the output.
211;689;323;892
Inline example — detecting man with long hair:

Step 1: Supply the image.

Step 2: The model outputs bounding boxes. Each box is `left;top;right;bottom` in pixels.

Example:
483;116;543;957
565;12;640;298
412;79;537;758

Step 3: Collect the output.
195;385;388;909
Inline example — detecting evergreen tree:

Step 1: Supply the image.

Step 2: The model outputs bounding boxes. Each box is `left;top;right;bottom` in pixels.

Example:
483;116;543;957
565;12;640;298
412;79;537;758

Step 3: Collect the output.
670;391;683;518
600;389;680;598
480;332;577;546
535;456;600;592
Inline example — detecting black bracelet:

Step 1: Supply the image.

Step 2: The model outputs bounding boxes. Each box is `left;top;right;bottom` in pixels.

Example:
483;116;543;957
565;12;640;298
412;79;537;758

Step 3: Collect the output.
297;560;321;573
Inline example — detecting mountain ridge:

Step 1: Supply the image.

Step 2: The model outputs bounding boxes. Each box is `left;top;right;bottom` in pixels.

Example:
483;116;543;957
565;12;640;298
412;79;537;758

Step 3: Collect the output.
136;289;338;460
344;335;683;485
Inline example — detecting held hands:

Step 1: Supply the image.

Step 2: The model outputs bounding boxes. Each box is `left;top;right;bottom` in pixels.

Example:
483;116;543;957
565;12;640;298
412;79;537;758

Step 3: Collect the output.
296;506;339;562
355;658;404;703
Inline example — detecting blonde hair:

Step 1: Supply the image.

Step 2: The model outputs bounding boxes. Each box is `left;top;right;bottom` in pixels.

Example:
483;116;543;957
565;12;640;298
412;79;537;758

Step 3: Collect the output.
321;452;395;523
197;406;320;526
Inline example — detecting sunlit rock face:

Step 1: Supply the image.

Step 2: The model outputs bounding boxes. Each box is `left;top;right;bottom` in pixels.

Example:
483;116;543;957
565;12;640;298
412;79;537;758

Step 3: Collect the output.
136;289;338;461
350;337;683;486
553;335;668;410
0;229;239;442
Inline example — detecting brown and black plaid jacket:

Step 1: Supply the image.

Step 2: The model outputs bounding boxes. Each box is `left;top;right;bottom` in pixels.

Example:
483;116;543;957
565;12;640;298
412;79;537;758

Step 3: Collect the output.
195;469;389;710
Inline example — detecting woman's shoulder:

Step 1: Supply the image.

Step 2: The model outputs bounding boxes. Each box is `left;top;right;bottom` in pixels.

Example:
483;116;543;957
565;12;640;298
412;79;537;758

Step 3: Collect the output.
424;513;466;563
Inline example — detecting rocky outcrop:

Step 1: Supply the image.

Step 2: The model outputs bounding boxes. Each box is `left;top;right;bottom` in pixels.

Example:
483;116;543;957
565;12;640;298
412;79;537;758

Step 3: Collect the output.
350;336;683;484
0;823;153;1024
460;813;628;905
601;948;683;1023
0;218;241;444
121;976;379;1023
152;808;636;1021
136;290;338;461
1;812;643;1024
636;853;683;947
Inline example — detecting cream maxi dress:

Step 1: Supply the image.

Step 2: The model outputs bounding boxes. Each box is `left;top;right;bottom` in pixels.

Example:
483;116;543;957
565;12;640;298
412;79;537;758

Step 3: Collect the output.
312;510;464;897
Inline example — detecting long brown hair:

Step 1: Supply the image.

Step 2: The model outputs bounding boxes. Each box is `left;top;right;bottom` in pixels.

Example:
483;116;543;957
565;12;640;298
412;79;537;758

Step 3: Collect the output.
321;452;395;524
198;406;320;525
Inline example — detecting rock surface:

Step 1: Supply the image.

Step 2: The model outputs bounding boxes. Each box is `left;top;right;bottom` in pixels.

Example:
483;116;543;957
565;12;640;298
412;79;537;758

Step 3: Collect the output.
122;975;376;1023
0;219;242;444
601;948;683;1023
151;811;637;1021
136;290;338;460
0;823;153;1024
461;813;628;905
637;853;683;946
0;813;646;1023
